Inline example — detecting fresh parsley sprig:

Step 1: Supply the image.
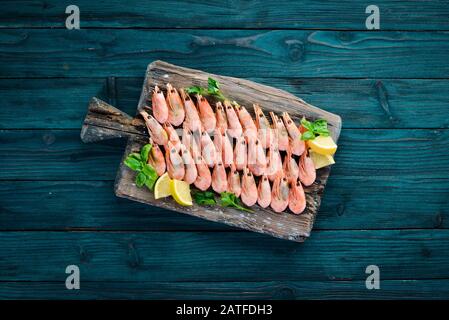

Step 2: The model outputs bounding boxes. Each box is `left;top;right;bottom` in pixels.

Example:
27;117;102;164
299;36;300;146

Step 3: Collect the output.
300;118;330;141
186;77;226;101
124;143;158;190
192;190;254;213
219;192;254;213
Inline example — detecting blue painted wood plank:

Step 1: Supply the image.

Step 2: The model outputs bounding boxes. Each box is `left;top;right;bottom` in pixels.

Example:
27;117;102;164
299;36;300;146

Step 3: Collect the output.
2;280;449;300
0;177;447;231
3;78;448;129
2;29;449;78
1;230;448;282
1;0;449;31
1;129;447;180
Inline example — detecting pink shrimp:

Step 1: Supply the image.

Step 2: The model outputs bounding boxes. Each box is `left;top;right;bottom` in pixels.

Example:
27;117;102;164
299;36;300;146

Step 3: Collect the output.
222;133;234;168
147;138;166;177
227;164;241;197
253;104;273;149
215;102;228;134
282;112;305;156
241;167;258;207
212;158;228;193
257;174;271;208
270;112;289;152
165;141;184;180
234;102;257;140
194;155;212;191
224;100;243;138
196;94;216;133
299;149;316;186
283;140;299;183
181;144;197;184
234;135;247;171
271;172;289;213
247;137;267;177
289;179;306;214
200;130;218;168
180;89;201;132
266;127;283;181
140;110;168;146
163;122;181;152
166;83;185;126
151;85;168;124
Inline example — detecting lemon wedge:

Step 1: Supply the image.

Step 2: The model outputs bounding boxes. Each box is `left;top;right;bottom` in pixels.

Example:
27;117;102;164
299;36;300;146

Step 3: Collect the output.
170;179;193;206
154;172;172;200
309;150;335;169
307;135;338;156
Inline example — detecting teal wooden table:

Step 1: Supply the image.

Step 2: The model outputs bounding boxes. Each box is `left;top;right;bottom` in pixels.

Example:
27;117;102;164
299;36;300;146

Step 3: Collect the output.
1;1;449;299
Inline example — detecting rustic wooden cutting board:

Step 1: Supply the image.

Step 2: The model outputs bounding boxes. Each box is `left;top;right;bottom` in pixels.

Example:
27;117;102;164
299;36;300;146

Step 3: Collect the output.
81;60;341;242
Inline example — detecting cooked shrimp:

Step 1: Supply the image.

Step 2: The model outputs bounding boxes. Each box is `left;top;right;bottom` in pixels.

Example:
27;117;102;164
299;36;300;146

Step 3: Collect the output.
283;139;299;183
247;137;267;177
180;89;201;132
140;110;168;146
194;155;212;191
224;100;243;138
282;112;305;156
215;102;228;134
163;122;181;152
212;159;228;193
222;133;234;168
234;102;257;140
166;83;185;126
289;179;306;214
299;149;316;186
271;172;289;213
201;130;217;168
241;167;258;207
227;164;241;197
269;112;289;152
196;94;216;133
165;141;185;180
253;104;272;149
181;144;197;184
266;127;283;181
257;175;271;208
147;138;166;177
234;135;247;171
151;85;169;124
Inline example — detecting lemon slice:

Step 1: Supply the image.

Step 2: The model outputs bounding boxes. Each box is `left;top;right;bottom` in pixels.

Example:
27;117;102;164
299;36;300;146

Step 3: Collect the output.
170;179;193;206
309;150;335;169
154;172;172;199
307;135;338;156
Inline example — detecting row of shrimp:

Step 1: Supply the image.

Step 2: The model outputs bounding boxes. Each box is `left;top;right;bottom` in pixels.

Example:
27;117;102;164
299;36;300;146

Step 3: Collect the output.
139;83;316;214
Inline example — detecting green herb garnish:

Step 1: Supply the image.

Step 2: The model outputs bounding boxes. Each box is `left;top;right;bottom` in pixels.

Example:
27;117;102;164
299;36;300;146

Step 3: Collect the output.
300;118;330;141
219;192;253;213
124;143;158;190
186;77;226;101
192;190;217;206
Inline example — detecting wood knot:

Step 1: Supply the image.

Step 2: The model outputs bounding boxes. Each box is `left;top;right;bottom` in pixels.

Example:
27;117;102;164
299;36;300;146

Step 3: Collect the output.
337;31;353;42
433;212;443;228
375;81;396;123
275;286;296;299
336;203;345;216
285;39;304;62
127;242;141;268
79;245;90;263
42;133;56;145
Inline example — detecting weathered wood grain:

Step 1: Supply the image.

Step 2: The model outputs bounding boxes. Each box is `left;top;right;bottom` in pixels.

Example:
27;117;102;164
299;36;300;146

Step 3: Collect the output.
2;0;449;30
0;177;447;231
107;61;341;242
2;29;449;78
2;78;449;129
1;129;447;180
1;230;449;282
2;280;449;300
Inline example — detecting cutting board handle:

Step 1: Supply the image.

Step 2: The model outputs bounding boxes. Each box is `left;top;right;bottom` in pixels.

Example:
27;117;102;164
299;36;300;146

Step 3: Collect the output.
80;97;146;143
